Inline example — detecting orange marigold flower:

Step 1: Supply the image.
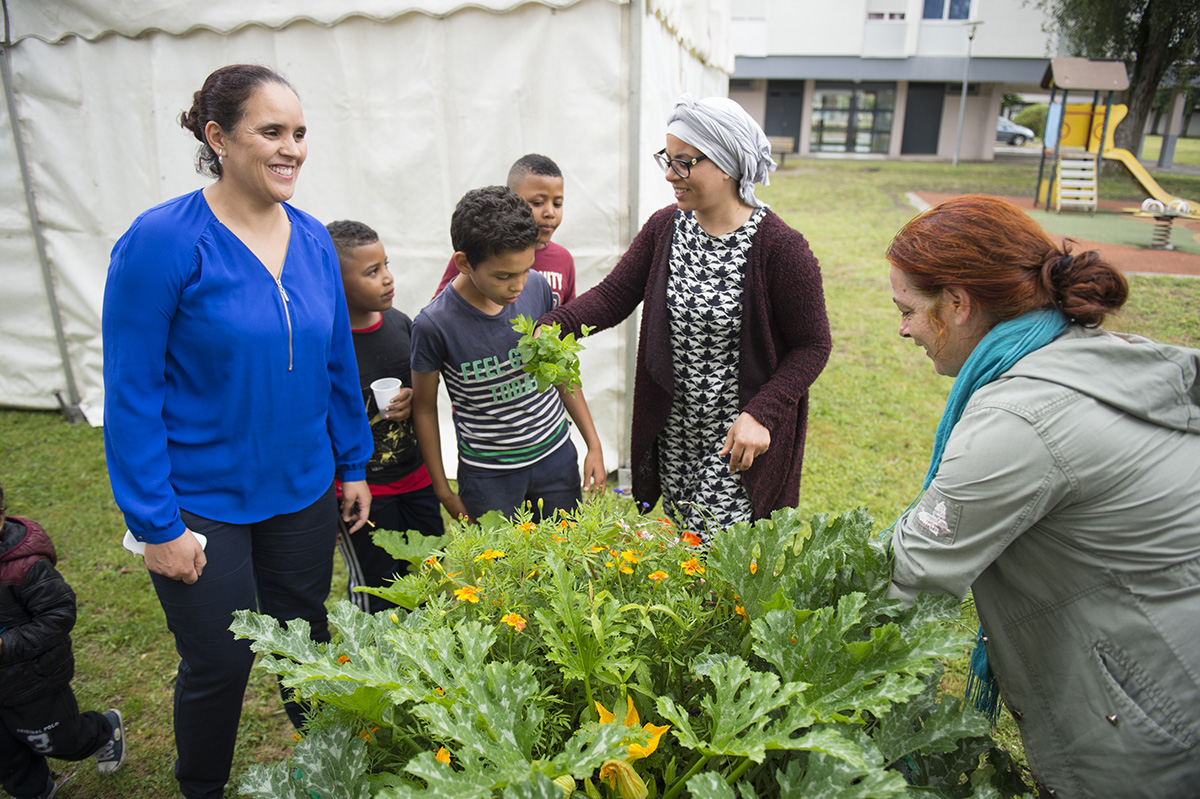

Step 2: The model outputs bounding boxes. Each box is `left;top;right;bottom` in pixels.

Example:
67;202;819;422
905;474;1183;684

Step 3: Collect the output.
337;655;351;664
434;686;445;696
424;556;438;567
750;560;758;575
681;558;705;576
436;746;451;765
648;570;668;581
735;605;747;617
517;521;536;532
553;535;568;542
620;550;641;564
619;565;634;575
679;531;702;547
454;585;482;603
500;613;527;631
474;549;506;562
590;545;607;553
359;725;379;740
293;732;303;742
558;519;574;530
605;561;615;568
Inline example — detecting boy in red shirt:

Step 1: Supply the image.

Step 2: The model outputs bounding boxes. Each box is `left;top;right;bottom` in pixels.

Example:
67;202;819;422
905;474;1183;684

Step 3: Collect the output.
433;154;575;307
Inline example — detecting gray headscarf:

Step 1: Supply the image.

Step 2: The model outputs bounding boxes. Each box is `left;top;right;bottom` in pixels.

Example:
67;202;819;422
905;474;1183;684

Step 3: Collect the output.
665;94;776;208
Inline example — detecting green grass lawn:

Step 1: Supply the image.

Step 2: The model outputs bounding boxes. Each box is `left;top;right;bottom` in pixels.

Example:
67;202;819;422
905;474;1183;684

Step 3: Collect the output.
1138;134;1200;168
2;158;1198;797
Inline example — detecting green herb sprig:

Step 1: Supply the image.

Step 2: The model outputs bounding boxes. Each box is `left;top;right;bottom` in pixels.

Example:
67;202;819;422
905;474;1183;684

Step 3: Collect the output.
511;314;595;395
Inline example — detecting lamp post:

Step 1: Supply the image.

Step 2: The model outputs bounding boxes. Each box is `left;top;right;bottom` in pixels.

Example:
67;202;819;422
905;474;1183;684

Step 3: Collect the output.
952;20;981;167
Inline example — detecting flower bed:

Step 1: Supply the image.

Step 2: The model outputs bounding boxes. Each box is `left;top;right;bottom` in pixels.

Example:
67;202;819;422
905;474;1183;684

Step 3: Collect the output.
232;495;1026;798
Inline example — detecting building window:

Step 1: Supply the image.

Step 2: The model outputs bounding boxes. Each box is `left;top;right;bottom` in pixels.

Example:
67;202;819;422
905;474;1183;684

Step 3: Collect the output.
889;12;906;19
811;82;896;154
924;0;970;19
868;12;884;19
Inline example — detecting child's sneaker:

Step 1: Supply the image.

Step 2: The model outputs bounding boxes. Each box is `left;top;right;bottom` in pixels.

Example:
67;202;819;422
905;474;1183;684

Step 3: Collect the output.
94;709;126;774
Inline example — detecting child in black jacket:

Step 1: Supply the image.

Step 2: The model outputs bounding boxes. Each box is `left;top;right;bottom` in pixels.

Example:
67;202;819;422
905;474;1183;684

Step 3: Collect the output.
0;483;125;798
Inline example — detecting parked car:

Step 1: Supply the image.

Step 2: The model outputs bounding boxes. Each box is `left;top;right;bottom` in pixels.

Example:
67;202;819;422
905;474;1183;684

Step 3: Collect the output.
996;116;1035;146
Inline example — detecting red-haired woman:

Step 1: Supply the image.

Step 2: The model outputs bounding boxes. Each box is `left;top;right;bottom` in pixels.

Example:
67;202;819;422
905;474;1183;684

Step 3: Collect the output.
886;194;1200;798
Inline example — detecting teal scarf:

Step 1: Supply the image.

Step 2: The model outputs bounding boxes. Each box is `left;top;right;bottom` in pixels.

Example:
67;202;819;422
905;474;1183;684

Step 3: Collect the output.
924;308;1069;722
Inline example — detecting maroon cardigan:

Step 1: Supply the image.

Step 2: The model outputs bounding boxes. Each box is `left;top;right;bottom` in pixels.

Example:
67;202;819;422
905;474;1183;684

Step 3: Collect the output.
541;205;831;518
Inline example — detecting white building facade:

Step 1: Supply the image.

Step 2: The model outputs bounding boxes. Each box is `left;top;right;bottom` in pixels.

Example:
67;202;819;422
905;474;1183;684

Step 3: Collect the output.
729;0;1059;160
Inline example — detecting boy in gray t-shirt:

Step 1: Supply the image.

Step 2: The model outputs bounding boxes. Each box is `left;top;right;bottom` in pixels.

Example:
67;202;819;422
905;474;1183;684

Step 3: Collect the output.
410;186;605;523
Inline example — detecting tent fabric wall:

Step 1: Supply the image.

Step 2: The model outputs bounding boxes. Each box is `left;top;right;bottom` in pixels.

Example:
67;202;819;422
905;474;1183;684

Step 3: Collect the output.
7;0;604;43
1;0;731;475
0;66;66;410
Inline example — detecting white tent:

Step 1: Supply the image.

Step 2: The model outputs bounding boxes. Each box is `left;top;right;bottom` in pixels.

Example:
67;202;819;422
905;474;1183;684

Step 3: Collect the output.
1;0;731;471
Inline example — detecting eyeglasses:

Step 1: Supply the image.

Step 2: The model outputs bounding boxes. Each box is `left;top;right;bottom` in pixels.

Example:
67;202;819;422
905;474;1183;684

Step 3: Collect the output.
654;149;708;178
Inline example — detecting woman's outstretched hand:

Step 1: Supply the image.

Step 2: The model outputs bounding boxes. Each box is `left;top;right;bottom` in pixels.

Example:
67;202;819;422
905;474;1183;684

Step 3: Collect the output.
719;412;771;473
144;529;207;584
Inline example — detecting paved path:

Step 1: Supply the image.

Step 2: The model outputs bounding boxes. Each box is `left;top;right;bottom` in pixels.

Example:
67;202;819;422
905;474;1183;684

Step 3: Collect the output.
911;192;1200;278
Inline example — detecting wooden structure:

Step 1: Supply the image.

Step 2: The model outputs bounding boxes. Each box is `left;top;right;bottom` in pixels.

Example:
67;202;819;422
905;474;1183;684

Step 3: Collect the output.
1035;58;1129;213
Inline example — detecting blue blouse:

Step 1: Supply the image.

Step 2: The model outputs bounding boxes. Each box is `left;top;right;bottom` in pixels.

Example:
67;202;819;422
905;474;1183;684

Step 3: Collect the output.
102;190;372;544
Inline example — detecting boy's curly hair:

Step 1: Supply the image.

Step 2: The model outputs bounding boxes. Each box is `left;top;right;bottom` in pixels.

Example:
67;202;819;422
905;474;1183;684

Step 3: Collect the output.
451;186;538;268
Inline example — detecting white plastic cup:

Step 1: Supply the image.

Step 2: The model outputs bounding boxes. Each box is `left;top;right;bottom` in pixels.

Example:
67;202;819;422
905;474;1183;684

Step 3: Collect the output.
370;377;401;416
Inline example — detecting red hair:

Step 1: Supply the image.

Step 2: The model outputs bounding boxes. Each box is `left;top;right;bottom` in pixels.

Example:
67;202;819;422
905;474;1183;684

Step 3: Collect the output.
887;194;1127;328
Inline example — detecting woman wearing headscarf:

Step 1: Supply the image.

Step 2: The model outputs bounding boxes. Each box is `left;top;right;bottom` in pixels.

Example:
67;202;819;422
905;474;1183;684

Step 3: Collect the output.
541;95;831;536
886;195;1200;798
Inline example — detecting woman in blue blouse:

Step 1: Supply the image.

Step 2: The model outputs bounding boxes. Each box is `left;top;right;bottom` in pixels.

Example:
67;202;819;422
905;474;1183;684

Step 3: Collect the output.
102;65;373;799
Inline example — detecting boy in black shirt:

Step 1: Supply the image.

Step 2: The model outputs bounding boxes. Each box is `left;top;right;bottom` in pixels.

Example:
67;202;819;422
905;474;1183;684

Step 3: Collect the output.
327;221;444;613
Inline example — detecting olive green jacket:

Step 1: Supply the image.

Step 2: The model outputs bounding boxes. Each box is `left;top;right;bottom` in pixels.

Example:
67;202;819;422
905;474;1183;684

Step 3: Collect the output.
891;327;1200;799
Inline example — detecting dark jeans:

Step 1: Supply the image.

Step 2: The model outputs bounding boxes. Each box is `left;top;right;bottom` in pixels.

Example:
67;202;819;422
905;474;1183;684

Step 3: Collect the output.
337;484;444;613
0;686;113;797
457;439;581;522
150;486;337;799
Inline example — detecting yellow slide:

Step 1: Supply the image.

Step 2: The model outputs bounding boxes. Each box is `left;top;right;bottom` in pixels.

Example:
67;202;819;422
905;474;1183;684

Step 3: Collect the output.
1103;147;1191;207
1041;103;1198;212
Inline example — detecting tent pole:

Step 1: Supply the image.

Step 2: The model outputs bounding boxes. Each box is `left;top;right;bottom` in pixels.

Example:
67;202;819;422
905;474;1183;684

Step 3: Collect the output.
620;0;644;479
1;13;84;419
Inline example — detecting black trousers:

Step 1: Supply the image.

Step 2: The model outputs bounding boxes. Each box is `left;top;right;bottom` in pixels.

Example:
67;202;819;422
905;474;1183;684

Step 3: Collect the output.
0;686;112;797
150;486;338;799
337;484;444;614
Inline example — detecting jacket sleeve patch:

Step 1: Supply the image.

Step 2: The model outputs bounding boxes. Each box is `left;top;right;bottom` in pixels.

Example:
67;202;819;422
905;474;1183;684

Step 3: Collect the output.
913;491;961;543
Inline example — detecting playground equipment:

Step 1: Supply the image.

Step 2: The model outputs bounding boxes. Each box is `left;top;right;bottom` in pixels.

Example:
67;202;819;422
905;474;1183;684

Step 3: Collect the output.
1129;198;1195;250
1035;58;1198;214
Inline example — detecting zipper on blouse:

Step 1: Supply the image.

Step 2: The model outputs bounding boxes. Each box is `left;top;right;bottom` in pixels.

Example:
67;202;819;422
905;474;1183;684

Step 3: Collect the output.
275;276;294;371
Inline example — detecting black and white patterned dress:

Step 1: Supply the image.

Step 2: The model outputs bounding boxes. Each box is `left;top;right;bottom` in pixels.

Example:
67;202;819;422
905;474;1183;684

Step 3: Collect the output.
659;207;765;537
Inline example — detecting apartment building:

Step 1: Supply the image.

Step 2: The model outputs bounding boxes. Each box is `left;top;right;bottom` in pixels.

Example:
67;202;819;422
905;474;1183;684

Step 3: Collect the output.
730;0;1059;160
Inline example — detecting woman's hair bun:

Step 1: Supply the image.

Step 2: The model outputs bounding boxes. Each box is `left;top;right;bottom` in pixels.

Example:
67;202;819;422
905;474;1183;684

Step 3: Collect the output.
1040;246;1128;327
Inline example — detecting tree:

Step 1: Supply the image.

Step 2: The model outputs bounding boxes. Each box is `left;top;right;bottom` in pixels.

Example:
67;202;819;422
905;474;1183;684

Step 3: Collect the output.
1037;0;1199;154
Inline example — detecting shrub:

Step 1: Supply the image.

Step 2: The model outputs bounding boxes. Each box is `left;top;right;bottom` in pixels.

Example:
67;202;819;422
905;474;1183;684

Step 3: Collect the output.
232;496;1031;798
1012;104;1048;140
